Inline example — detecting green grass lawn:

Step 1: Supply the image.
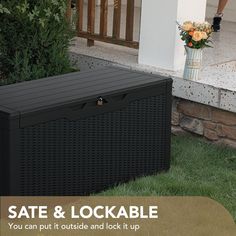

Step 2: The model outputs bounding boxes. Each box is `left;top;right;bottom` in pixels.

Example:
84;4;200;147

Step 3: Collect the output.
100;135;236;221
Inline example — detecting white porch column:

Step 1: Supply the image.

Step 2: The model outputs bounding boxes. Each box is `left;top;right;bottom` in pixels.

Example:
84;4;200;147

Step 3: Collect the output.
138;0;207;71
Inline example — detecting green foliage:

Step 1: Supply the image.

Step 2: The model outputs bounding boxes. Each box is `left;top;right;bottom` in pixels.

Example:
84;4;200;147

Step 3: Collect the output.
0;0;73;85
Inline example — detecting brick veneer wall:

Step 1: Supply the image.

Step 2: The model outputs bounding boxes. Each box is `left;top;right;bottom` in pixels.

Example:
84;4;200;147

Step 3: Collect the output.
172;97;236;149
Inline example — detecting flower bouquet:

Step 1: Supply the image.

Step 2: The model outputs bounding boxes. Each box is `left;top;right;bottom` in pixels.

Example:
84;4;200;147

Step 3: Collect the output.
178;21;213;49
178;21;213;80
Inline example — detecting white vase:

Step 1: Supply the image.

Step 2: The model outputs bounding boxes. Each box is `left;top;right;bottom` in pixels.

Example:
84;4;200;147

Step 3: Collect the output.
183;46;203;80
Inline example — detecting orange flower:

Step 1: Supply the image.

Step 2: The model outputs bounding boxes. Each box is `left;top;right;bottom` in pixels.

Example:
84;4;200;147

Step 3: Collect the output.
192;31;203;41
189;31;194;36
188;42;193;47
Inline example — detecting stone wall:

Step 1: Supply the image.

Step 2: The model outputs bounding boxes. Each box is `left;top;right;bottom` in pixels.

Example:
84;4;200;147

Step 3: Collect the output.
172;97;236;149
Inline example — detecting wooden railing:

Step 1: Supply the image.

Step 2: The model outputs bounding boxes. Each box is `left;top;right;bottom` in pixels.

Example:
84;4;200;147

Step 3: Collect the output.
67;0;139;49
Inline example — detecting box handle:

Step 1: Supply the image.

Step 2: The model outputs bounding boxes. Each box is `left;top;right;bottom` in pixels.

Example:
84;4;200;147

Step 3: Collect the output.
96;94;128;106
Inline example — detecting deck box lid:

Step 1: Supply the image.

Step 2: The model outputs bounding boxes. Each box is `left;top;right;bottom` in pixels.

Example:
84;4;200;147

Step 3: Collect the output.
0;66;171;128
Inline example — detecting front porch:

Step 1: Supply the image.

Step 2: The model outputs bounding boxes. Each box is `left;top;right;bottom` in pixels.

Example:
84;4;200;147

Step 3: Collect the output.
70;19;236;112
69;0;236;148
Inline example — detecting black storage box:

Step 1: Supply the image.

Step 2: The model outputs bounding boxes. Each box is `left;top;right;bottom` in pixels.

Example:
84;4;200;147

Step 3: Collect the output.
0;67;172;196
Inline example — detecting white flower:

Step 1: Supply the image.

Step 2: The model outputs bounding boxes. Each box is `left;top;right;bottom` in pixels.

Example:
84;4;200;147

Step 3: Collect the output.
182;22;193;31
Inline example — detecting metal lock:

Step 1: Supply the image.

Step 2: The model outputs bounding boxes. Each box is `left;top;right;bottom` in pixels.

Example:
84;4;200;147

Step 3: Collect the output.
96;97;105;106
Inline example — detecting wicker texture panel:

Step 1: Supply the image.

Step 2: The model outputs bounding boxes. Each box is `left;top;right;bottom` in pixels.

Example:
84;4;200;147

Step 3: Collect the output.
20;95;168;195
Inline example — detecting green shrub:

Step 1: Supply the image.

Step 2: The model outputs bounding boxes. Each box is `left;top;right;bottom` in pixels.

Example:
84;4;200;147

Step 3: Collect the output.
0;0;73;85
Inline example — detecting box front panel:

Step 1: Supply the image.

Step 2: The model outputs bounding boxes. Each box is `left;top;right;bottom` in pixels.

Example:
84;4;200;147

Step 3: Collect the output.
0;127;11;195
0;127;4;195
18;93;170;196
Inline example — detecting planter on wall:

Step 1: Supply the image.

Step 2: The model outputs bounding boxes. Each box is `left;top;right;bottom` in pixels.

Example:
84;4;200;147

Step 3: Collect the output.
183;46;203;80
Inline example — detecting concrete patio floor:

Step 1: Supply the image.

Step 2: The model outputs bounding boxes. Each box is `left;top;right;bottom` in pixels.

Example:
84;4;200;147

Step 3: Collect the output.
200;20;236;89
70;18;236;113
71;17;236;87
